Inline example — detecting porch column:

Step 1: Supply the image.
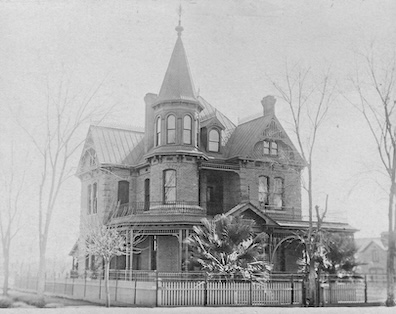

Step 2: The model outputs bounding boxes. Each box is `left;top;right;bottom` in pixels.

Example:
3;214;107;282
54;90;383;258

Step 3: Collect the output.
185;229;189;272
179;230;183;271
129;229;134;275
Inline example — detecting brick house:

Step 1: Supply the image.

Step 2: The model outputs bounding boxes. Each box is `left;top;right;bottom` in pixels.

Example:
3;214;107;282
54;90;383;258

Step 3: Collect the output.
72;23;354;275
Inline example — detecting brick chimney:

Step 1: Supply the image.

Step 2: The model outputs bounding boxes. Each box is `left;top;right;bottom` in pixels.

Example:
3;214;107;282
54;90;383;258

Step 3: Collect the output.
261;95;276;117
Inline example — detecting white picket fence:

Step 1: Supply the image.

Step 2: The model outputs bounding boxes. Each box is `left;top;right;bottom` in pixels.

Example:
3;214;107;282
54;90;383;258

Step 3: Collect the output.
159;279;303;306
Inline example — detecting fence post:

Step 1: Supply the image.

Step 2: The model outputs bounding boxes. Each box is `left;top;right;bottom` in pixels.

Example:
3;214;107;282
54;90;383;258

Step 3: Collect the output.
249;278;253;306
99;275;102;299
364;274;368;303
204;274;208;306
72;277;75;296
290;275;294;305
302;278;306;306
84;272;87;298
155;270;159;307
115;271;119;302
64;276;67;295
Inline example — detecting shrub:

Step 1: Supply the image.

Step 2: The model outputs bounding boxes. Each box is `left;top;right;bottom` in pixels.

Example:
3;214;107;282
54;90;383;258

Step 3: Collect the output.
13;294;46;308
10;301;34;308
0;296;13;308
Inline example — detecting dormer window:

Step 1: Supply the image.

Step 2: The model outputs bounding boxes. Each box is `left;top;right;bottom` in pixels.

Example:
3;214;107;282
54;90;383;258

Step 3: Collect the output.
183;115;192;144
263;140;278;156
167;115;176;144
155;117;161;146
208;129;220;152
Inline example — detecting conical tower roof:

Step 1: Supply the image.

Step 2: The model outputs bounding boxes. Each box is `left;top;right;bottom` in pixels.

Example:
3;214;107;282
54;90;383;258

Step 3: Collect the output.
157;23;197;104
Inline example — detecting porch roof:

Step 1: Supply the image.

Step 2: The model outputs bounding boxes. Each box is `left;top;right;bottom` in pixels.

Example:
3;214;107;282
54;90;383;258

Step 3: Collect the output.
276;220;357;233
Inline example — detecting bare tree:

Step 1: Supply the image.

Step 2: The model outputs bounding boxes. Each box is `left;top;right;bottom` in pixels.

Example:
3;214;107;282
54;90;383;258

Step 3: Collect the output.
0;145;26;296
13;78;110;296
269;65;335;306
349;48;396;306
83;215;147;307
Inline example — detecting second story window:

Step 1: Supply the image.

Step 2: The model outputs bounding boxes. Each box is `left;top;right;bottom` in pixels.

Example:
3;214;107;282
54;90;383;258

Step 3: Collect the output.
372;249;379;263
258;176;269;206
273;177;283;209
164;169;176;203
87;184;92;214
208;129;220;152
87;183;97;215
155;117;161;146
167;115;176;144
118;181;130;205
263;140;278;156
92;183;97;214
183;115;192;144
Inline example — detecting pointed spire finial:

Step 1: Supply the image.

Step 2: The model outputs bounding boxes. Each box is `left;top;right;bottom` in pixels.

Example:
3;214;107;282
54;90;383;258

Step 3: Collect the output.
175;4;184;36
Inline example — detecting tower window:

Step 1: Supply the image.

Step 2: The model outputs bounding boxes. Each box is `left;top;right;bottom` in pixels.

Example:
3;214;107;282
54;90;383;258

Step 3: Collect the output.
155;117;161;146
183;115;192;144
208;129;220;152
167;115;176;144
163;169;176;203
92;183;97;214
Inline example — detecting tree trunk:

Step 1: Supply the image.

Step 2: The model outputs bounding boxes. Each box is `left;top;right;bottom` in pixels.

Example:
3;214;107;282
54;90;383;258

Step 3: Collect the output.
2;246;9;296
37;242;47;296
307;262;316;306
105;260;110;307
386;183;395;307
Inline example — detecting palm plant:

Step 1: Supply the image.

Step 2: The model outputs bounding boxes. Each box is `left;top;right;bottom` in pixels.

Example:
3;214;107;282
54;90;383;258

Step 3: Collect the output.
185;215;272;280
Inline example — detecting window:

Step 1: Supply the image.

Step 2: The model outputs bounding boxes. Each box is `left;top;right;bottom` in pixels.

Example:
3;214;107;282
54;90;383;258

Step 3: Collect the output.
87;184;92;214
144;179;150;211
167;115;176;144
271;141;278;155
372;249;379;263
92;183;97;214
208;129;220;152
155;117;161;146
263;140;278;156
258;176;269;206
183;115;192;144
273;177;283;209
118;181;130;205
163;169;176;203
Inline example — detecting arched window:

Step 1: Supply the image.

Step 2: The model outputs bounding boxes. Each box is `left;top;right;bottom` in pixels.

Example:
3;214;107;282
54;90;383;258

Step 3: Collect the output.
258;176;269;207
167;115;176;144
155;117;161;146
92;183;97;214
183;115;192;144
208;129;220;152
273;177;283;209
163;169;176;203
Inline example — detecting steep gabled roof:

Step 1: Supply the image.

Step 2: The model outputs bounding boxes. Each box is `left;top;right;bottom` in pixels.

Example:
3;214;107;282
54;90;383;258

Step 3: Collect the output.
78;125;145;172
224;115;304;165
157;31;197;104
356;238;387;253
198;96;236;147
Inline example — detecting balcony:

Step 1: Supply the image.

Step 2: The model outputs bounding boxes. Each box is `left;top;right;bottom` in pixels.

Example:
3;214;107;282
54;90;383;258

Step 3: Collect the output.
258;203;301;221
112;201;206;218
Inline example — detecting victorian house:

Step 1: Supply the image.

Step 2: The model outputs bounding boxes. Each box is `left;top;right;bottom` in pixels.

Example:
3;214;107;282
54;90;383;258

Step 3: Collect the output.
72;22;354;275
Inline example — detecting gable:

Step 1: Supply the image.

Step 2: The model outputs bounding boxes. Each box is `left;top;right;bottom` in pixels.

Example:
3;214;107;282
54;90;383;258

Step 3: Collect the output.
77;125;145;174
224;115;304;165
225;202;279;228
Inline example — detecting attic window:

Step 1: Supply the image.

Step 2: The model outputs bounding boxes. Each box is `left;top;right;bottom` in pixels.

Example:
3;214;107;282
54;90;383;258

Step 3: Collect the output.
263;140;278;156
208;129;220;152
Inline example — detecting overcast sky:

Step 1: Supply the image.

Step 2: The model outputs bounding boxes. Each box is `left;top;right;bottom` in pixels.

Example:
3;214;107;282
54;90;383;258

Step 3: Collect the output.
1;0;396;267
